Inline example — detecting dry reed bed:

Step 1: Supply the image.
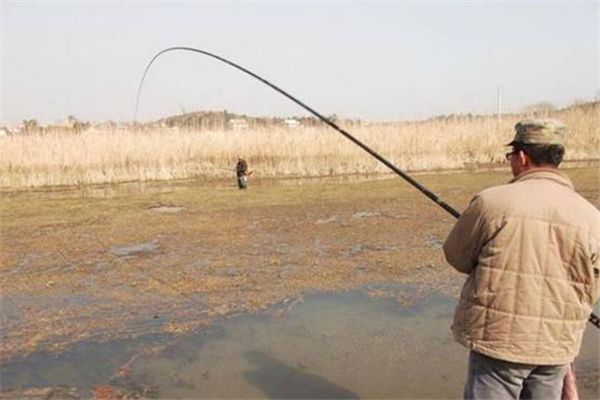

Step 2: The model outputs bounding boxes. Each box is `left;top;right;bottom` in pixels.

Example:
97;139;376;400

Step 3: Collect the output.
1;103;598;188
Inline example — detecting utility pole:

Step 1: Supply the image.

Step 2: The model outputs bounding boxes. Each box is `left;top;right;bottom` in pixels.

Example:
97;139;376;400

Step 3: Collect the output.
496;85;502;122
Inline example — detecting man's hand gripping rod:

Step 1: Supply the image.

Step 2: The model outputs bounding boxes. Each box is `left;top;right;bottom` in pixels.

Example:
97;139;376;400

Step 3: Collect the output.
135;47;599;329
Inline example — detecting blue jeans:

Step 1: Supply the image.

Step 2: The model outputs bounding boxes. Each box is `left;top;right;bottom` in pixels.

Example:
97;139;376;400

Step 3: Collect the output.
464;351;569;400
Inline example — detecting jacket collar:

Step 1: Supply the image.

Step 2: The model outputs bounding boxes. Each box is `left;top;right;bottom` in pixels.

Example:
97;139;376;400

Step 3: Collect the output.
510;167;574;190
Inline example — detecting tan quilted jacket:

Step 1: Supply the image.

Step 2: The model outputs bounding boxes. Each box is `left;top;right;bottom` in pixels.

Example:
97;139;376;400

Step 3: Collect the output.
443;168;600;365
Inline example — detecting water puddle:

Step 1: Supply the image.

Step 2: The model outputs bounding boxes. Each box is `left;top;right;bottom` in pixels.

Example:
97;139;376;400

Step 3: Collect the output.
146;203;185;214
127;291;469;399
352;211;381;219
1;290;598;399
0;334;168;398
109;241;158;257
148;206;185;214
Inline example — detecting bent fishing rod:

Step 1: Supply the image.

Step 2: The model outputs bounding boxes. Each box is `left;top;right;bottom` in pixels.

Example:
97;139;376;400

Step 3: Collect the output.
135;46;600;330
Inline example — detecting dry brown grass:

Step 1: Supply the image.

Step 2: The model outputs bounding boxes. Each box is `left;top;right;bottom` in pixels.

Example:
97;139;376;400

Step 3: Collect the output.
1;102;598;188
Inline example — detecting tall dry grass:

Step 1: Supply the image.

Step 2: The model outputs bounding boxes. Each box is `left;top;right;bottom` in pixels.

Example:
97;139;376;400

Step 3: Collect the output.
1;102;598;188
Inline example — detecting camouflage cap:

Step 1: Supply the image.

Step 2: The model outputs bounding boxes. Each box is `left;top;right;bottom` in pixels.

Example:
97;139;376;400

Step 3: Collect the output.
508;119;566;146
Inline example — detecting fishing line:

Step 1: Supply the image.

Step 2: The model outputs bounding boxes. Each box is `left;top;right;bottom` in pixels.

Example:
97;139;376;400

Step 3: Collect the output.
135;46;600;330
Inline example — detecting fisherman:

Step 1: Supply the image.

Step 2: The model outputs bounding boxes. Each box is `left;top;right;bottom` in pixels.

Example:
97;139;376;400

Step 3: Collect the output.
235;156;250;189
443;119;600;399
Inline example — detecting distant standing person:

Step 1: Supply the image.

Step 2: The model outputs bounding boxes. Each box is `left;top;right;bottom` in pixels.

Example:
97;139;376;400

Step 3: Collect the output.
443;120;600;399
235;156;251;189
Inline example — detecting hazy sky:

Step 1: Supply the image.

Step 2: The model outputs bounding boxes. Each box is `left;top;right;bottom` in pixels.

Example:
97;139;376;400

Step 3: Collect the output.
1;1;598;124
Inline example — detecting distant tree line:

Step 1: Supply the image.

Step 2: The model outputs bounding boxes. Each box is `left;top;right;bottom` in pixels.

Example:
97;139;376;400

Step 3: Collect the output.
140;110;359;131
8;100;597;136
20;115;90;134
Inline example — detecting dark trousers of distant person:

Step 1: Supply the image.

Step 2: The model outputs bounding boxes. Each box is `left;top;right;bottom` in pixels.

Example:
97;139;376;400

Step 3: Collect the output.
237;175;247;189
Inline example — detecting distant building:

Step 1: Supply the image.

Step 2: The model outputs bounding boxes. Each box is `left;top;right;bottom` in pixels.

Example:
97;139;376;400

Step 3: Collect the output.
284;118;300;129
229;118;249;130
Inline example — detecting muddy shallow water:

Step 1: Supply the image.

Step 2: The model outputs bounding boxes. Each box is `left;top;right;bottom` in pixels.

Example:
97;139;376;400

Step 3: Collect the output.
2;288;465;398
2;288;598;399
1;167;599;398
120;294;599;400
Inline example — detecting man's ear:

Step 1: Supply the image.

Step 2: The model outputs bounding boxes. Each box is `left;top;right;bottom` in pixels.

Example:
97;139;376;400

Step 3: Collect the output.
518;150;529;167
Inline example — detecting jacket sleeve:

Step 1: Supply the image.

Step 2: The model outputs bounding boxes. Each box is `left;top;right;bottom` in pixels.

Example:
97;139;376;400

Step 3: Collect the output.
443;195;489;274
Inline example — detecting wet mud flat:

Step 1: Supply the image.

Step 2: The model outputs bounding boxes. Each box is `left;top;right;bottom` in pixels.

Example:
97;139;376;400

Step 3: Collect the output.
1;166;599;398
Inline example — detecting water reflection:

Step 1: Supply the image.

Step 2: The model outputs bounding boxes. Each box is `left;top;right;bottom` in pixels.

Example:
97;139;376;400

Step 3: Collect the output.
243;351;359;399
128;291;469;399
